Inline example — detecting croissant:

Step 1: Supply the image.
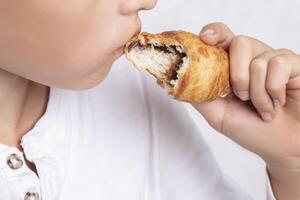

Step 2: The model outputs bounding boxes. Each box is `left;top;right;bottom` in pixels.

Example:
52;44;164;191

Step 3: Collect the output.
125;31;231;103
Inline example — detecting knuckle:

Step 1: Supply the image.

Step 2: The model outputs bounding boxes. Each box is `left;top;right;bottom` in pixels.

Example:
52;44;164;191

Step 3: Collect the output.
250;59;266;72
277;48;294;55
266;82;282;95
269;56;286;67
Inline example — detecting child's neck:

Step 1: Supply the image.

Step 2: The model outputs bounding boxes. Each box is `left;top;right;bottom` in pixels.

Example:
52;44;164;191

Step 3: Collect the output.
0;69;49;149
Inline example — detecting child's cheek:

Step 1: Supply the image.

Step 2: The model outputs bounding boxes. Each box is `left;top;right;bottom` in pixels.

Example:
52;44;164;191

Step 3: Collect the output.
0;0;127;89
40;2;138;89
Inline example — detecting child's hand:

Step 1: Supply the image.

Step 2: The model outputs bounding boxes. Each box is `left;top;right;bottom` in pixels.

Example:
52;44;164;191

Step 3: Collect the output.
193;23;300;200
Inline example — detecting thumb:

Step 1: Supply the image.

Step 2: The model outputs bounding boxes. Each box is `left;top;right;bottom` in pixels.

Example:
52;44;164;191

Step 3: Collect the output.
199;22;235;50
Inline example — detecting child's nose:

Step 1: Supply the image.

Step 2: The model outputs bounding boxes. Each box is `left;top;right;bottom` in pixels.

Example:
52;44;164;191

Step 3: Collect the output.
119;0;157;15
140;0;157;10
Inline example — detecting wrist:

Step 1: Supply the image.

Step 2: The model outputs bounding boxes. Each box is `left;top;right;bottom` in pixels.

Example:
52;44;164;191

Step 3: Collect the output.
267;162;300;200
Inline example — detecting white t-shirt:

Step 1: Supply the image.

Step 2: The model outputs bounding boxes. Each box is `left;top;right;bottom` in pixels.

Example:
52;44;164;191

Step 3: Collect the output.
0;57;275;200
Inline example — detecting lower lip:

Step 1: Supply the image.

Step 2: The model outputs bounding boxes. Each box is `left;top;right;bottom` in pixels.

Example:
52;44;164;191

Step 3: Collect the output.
134;26;142;36
112;47;124;59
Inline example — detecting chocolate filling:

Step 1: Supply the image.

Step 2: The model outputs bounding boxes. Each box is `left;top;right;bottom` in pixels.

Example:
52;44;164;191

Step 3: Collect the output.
129;41;186;86
155;45;186;86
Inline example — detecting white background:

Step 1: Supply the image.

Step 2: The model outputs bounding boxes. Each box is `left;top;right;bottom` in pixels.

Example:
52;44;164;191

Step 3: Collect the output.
139;0;300;199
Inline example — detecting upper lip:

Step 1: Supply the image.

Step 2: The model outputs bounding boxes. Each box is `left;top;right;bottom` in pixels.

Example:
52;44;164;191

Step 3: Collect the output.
113;21;142;58
123;24;141;48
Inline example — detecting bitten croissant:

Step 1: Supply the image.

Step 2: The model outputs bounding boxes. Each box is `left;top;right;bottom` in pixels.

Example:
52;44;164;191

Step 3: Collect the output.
125;31;232;103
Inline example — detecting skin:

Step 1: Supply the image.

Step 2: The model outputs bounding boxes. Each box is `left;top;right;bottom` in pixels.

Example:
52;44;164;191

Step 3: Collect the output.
195;23;300;200
0;0;156;169
0;0;157;89
0;1;298;199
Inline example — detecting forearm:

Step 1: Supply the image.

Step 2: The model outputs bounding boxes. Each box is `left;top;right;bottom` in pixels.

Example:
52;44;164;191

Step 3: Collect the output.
268;165;300;200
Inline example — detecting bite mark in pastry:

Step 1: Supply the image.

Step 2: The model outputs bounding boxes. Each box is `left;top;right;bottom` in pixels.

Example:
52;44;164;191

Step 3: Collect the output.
125;31;231;103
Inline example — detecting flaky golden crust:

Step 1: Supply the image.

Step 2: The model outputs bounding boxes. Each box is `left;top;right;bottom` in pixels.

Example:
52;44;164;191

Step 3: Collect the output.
125;31;232;103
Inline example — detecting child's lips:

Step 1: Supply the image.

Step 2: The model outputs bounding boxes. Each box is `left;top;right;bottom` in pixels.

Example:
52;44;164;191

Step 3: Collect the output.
112;47;124;59
112;24;142;60
134;26;142;36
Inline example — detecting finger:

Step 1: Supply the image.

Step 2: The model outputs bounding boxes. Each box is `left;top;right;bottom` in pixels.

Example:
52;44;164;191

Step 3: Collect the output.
199;22;234;50
230;36;272;101
258;49;294;107
267;52;299;106
248;49;292;120
251;49;293;108
249;57;275;121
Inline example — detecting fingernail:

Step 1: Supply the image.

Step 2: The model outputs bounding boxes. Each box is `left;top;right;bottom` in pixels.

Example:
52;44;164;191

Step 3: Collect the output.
273;99;281;108
237;91;250;101
261;112;273;122
200;29;215;36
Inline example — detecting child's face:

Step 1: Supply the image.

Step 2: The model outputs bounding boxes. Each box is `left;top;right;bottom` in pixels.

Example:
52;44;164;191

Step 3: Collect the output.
0;0;157;89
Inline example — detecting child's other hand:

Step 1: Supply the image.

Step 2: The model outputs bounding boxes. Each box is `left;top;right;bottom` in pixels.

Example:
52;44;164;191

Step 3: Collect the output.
194;23;300;199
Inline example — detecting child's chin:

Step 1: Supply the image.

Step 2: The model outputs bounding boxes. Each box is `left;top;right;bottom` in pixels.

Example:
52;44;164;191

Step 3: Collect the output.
58;65;112;91
82;66;114;90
